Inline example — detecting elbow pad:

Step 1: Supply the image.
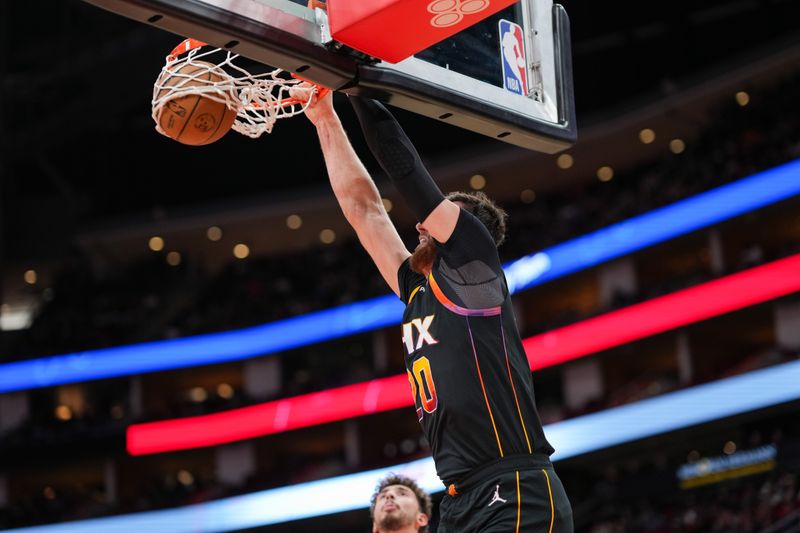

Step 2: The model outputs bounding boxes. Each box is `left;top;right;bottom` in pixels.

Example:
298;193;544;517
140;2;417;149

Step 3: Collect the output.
349;96;444;222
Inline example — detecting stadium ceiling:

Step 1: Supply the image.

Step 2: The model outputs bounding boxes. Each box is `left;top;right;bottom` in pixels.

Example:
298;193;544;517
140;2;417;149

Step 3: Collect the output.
1;0;799;267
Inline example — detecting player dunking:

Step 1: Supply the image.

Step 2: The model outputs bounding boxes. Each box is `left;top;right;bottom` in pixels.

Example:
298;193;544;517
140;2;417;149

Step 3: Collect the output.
296;87;573;532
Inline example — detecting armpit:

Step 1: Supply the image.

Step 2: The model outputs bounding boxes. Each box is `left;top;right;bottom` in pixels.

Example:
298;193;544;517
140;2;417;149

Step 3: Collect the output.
437;258;506;309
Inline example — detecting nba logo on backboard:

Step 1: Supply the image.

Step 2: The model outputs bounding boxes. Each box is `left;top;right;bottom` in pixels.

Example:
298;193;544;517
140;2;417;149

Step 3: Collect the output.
499;19;528;96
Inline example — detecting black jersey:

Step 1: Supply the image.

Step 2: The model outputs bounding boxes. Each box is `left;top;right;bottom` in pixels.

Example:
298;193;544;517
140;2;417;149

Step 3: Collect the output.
398;209;554;485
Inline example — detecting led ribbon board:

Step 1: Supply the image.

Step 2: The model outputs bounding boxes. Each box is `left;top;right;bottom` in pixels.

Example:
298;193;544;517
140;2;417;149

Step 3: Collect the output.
676;444;777;489
9;359;800;533
523;253;800;369
1;159;799;393
128;253;800;455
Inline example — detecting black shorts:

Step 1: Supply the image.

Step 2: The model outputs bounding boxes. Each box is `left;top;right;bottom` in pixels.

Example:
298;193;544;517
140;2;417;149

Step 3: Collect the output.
437;455;573;533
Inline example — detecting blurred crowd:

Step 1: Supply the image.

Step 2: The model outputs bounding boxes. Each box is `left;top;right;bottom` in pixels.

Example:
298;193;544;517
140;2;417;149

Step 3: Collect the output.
4;424;799;532
2;67;800;532
3;70;800;365
590;471;800;533
585;428;800;533
540;347;799;426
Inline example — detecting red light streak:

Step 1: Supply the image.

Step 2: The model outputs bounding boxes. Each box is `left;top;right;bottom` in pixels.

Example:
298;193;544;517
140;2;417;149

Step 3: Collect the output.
128;254;800;455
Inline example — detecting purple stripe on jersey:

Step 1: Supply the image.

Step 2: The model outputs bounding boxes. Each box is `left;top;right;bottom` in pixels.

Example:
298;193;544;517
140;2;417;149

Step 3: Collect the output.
428;273;502;316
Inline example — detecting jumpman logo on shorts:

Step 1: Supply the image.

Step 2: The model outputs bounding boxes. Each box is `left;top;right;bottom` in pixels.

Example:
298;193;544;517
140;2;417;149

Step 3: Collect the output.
488;484;508;506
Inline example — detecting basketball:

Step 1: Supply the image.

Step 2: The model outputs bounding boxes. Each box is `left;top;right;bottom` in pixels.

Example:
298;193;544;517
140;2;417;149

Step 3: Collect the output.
155;60;238;146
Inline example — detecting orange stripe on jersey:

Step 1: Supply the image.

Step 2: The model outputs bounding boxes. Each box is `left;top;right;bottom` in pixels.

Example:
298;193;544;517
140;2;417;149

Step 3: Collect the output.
407;285;422;304
428;273;501;317
515;470;521;533
501;319;532;453
466;317;504;457
543;469;555;533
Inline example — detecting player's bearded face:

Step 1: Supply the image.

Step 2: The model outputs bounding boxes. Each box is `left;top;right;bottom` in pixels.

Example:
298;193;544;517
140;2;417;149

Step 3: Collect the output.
410;227;436;275
377;510;415;531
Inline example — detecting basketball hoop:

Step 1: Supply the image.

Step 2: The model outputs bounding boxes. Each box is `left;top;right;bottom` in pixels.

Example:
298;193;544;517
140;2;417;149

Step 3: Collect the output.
152;38;329;139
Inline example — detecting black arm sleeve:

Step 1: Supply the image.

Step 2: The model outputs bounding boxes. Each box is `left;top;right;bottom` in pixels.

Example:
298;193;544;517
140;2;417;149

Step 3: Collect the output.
349;96;445;222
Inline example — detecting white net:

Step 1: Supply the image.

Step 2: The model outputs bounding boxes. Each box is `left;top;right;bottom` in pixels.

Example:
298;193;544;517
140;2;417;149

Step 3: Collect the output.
152;40;321;139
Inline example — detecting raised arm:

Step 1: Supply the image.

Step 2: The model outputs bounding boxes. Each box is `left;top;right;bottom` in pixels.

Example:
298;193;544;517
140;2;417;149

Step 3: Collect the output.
301;90;410;297
347;97;461;244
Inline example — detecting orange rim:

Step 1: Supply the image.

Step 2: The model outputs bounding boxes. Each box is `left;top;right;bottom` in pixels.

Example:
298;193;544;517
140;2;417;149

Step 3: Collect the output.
165;38;330;108
167;38;207;63
280;73;331;108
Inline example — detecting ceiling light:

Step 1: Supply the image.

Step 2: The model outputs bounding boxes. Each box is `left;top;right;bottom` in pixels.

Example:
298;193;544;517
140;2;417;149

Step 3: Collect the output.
55;405;72;421
188;387;208;403
735;91;750;106
148;236;164;252
669;138;686;154
177;470;194;486
233;244;250;259
286;215;302;230
320;229;336;244
556;153;573;169
166;251;181;266
217;383;234;399
207;226;223;241
469;174;486;190
520;189;536;204
639;128;656;144
597;166;614;182
24;270;37;285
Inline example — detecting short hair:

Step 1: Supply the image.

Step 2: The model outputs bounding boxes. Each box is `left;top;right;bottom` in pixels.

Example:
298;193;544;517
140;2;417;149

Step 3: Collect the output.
446;191;508;247
370;474;432;533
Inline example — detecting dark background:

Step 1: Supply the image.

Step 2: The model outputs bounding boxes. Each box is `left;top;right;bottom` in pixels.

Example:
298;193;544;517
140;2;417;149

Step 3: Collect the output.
1;0;799;263
1;2;800;531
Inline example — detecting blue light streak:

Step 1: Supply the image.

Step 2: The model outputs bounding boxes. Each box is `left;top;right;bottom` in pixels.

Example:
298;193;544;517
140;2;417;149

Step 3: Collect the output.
504;158;800;291
0;295;403;393
5;359;800;532
1;159;799;393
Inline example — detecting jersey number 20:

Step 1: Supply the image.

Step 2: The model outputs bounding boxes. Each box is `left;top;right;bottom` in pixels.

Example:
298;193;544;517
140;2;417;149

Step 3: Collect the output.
407;356;438;415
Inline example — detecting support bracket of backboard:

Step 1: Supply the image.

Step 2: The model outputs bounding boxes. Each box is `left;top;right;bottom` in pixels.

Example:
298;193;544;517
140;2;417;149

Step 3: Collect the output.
82;0;577;153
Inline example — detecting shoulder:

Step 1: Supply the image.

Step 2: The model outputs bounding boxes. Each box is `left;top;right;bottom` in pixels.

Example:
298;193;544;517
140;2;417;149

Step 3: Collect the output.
435;209;502;273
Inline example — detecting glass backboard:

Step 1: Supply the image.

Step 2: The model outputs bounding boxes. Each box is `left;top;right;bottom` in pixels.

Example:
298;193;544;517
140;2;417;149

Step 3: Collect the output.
81;0;576;152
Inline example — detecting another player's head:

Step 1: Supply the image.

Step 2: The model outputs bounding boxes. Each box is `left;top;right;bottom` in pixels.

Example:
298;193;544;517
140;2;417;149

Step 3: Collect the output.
370;474;432;533
410;191;508;274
